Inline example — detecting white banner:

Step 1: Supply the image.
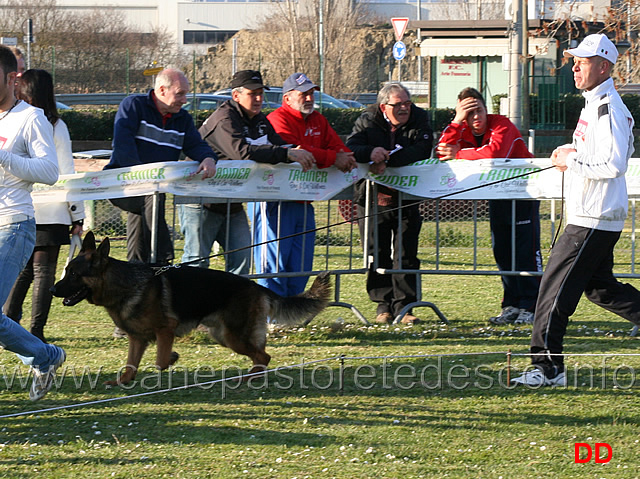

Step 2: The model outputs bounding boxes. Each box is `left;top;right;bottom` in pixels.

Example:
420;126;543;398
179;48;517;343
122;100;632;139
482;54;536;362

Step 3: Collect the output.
31;158;640;203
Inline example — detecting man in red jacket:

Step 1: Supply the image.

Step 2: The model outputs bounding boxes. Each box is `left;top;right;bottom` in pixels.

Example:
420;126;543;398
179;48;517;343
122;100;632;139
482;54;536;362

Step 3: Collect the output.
258;72;356;296
437;87;542;326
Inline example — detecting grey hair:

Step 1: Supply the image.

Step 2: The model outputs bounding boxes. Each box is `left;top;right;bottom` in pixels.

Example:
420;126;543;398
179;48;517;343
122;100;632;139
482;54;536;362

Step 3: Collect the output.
232;86;245;95
377;82;411;105
154;68;186;91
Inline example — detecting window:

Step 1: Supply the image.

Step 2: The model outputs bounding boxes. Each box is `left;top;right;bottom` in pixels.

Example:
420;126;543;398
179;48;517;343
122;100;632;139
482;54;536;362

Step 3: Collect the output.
183;30;236;45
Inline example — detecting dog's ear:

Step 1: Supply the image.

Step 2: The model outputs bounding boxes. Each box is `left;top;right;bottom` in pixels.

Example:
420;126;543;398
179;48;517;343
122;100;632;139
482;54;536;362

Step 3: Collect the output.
81;231;96;252
96;237;111;259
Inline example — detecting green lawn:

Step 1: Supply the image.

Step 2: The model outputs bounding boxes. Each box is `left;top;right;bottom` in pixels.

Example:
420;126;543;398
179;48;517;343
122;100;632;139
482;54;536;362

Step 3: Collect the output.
1;238;639;478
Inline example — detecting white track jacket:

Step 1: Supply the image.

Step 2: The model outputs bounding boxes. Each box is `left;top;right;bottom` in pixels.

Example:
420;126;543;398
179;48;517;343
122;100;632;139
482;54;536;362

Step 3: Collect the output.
561;77;635;232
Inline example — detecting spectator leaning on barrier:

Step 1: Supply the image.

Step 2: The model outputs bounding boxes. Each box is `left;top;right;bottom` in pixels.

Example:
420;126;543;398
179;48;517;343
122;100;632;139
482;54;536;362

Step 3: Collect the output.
0;45;66;401
436;87;542;326
511;34;640;387
196;70;315;290
262;72;356;296
3;69;85;343
105;68;217;266
346;82;433;325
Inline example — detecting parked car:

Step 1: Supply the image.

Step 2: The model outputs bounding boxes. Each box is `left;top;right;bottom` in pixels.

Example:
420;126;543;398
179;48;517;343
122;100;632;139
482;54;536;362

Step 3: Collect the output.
339;99;364;109
213;86;349;109
182;93;232;111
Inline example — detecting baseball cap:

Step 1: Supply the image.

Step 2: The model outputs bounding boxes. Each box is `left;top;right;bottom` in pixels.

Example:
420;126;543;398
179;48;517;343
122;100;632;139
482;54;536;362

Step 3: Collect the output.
230;70;269;90
563;34;618;64
283;73;319;93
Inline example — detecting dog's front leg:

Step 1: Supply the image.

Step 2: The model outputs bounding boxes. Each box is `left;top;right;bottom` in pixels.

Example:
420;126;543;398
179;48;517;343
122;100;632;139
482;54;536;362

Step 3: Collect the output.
104;336;148;386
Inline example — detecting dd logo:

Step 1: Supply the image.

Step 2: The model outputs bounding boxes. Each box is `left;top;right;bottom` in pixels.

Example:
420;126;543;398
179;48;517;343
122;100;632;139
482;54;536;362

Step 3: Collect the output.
574;443;613;463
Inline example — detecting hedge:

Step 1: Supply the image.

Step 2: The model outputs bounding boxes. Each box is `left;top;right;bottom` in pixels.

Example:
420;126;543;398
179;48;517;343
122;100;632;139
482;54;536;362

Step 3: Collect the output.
59;95;640;142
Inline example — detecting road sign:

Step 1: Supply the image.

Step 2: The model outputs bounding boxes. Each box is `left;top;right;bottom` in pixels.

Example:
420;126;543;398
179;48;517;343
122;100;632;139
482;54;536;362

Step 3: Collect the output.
391;17;409;42
393;41;406;61
143;67;163;76
0;37;17;46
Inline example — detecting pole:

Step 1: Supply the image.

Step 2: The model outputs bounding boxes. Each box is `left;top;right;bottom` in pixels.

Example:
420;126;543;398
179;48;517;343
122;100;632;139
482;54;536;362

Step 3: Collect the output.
232;37;237;75
508;0;522;129
521;0;530;131
318;0;325;107
628;0;632;84
126;48;130;95
417;0;422;83
26;18;33;70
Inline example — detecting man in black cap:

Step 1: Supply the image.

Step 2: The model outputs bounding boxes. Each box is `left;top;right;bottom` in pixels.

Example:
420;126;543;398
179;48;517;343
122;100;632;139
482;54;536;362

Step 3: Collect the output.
178;70;314;281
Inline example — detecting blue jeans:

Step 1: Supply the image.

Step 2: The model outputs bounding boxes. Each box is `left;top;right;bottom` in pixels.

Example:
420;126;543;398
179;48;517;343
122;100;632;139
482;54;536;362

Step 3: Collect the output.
178;204;251;274
250;201;315;297
0;219;63;370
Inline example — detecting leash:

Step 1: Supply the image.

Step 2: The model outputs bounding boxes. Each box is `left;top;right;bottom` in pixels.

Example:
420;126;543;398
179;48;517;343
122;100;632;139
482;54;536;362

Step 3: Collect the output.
154;164;558;275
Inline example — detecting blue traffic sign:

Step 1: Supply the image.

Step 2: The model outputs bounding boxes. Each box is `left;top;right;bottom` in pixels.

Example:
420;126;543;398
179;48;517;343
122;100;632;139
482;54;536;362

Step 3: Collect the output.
393;41;406;61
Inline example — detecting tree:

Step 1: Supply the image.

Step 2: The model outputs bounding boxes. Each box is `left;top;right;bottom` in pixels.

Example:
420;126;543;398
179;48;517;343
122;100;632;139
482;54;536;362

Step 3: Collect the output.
0;0;185;93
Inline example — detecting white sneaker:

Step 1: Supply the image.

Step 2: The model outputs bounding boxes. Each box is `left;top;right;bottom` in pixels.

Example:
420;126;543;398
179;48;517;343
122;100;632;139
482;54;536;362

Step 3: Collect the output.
514;310;534;325
30;348;66;401
511;369;566;387
488;306;521;325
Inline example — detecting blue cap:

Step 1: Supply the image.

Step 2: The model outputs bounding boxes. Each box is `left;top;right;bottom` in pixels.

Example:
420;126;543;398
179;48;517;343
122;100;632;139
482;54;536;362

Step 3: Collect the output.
283;73;319;93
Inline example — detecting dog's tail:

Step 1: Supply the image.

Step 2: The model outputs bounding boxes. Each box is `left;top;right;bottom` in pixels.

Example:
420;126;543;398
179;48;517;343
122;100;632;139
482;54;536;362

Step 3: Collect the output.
269;272;332;325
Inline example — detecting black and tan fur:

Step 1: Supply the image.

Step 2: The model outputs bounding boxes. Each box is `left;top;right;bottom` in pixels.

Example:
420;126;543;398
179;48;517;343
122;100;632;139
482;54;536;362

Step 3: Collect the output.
51;231;331;386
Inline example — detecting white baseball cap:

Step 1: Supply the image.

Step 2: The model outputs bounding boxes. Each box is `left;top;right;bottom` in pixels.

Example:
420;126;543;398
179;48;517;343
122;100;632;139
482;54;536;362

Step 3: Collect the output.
563;34;618;64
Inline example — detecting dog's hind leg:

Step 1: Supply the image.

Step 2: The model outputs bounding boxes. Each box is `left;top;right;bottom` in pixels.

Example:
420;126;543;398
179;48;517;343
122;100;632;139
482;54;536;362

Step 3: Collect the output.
223;333;271;379
105;336;149;386
155;327;178;370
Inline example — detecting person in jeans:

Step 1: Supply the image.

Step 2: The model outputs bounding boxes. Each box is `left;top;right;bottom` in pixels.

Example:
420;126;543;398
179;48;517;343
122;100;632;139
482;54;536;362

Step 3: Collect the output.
4;69;85;343
512;34;640;387
262;72;356;296
0;46;66;401
437;87;542;326
195;70;314;282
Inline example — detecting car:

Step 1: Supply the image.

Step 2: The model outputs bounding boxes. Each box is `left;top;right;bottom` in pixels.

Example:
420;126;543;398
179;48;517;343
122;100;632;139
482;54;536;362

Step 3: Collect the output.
213;86;349;109
339;99;364;109
56;101;72;110
182;93;232;111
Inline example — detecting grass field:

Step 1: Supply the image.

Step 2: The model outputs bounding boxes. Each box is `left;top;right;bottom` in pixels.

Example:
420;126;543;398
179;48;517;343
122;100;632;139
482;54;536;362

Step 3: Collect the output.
1;238;640;478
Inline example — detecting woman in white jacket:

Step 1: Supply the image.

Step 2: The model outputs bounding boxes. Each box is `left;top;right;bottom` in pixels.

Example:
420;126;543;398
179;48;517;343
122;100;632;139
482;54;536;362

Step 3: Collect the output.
3;69;84;342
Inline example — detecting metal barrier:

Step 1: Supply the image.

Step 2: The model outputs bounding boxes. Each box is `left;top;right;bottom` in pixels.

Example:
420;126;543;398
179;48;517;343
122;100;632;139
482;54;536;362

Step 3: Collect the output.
69;163;640;329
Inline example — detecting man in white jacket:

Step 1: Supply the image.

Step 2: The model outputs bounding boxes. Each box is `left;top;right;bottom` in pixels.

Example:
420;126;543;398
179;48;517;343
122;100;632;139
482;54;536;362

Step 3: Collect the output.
512;34;640;387
0;46;66;400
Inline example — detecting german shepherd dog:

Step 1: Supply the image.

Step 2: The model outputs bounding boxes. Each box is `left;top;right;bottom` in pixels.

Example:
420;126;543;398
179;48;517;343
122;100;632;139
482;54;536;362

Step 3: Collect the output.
51;231;331;386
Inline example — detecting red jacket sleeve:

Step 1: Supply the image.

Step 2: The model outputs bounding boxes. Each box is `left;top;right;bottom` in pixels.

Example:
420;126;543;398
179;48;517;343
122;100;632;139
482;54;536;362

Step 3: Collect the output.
268;109;350;169
438;116;532;160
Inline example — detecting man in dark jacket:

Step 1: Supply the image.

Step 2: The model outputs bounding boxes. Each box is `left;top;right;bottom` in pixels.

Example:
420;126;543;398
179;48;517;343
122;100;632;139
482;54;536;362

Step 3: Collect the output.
105;68;217;266
346;82;433;324
179;70;314;283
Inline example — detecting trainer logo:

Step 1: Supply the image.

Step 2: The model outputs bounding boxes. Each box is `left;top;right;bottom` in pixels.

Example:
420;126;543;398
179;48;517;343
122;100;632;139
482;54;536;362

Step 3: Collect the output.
574;442;612;463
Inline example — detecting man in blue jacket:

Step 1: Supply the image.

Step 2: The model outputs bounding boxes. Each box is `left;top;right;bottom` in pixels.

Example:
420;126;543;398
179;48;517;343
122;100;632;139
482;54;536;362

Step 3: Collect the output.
105;68;217;265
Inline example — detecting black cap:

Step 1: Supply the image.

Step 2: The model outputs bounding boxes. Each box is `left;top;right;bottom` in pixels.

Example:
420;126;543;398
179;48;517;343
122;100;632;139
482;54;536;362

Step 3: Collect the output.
230;70;269;90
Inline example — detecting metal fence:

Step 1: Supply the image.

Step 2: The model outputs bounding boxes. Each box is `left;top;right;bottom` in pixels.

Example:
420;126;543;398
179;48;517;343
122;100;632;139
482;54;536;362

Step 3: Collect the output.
83;184;640;329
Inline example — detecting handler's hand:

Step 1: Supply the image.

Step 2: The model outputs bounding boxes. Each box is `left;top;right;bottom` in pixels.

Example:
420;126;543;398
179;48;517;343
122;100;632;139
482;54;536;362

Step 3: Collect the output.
551;147;575;172
196;157;217;179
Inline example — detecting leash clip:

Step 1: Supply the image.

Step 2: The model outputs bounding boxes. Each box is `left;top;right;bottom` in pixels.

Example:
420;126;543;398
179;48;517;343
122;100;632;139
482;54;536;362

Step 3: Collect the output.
154;264;180;276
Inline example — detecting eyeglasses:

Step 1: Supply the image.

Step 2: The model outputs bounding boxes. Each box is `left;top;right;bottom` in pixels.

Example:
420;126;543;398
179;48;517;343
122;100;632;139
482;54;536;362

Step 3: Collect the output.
386;100;411;109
